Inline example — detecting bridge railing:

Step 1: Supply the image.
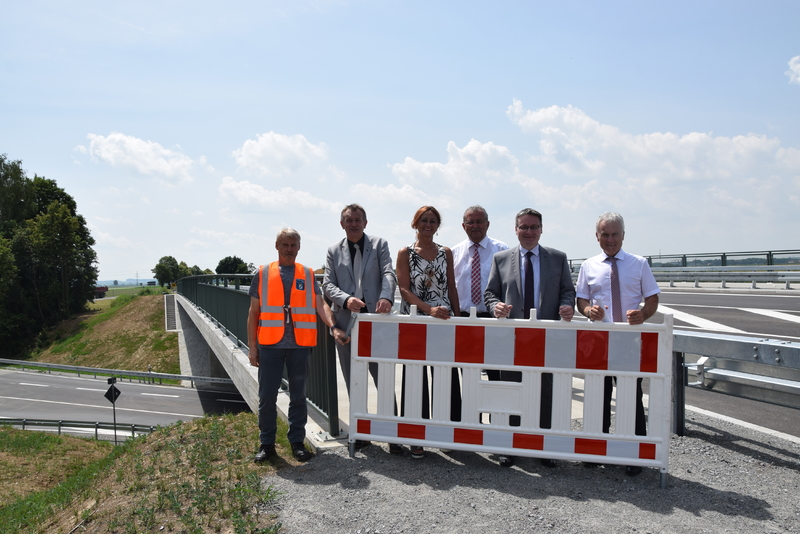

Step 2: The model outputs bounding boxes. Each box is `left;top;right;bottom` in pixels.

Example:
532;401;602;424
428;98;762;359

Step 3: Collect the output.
177;274;341;437
672;331;800;435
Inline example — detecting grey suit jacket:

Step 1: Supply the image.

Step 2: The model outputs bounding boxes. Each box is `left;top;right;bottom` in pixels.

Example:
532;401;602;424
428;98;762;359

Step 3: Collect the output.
322;234;397;329
484;245;575;320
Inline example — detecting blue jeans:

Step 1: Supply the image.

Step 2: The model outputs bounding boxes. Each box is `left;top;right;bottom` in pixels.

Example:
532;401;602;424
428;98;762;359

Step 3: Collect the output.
257;346;310;445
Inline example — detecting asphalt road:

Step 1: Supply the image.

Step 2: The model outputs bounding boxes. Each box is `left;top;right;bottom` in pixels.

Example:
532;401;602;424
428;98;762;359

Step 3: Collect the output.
0;369;249;429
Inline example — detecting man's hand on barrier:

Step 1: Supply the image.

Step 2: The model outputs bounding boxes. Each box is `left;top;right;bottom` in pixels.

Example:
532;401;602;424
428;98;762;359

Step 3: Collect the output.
375;298;392;314
626;309;644;325
559;305;574;322
347;297;366;312
493;302;512;318
331;327;350;345
584;303;606;322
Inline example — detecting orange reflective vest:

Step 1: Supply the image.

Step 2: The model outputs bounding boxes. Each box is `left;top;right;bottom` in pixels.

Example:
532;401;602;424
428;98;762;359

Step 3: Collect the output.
257;262;318;347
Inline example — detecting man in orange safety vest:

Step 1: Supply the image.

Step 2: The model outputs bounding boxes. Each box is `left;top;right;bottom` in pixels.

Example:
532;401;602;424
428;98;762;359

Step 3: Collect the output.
247;227;338;463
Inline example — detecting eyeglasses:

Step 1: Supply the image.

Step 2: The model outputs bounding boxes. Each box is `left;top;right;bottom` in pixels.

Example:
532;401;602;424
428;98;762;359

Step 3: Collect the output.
464;219;487;226
516;225;541;232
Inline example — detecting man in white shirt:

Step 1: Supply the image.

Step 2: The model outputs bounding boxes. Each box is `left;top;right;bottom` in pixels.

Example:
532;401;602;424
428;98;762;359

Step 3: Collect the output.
576;212;660;476
452;205;509;318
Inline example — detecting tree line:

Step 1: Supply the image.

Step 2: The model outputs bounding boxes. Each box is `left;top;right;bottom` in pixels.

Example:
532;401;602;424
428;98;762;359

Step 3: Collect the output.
150;255;254;286
0;154;98;358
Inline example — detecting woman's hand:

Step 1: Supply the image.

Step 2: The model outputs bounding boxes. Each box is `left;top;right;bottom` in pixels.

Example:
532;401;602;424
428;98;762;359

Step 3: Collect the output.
429;306;451;320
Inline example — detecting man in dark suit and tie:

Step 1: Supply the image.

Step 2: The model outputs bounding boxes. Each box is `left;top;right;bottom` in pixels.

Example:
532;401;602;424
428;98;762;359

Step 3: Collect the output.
484;207;575;468
322;204;399;452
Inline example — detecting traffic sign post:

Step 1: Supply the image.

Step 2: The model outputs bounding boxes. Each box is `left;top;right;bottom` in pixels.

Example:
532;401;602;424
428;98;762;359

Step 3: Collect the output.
105;377;121;445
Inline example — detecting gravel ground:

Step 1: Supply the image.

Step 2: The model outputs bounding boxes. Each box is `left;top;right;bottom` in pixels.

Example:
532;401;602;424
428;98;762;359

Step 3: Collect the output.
261;410;800;534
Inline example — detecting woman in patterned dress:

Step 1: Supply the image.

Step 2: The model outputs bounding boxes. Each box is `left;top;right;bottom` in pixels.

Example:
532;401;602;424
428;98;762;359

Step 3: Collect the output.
396;206;461;459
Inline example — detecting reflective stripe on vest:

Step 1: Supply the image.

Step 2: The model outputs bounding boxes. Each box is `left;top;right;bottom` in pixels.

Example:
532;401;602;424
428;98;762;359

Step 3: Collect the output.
257;262;317;347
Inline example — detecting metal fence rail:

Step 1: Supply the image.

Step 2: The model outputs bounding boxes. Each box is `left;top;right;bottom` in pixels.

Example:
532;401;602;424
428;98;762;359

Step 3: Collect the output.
0;358;233;387
672;331;800;435
177;274;341;437
0;418;156;441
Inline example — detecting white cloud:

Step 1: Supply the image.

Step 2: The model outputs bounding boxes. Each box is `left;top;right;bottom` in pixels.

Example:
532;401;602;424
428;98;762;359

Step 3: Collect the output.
232;132;329;176
787;55;800;85
218;176;340;213
86;132;195;185
391;139;519;190
506;100;782;181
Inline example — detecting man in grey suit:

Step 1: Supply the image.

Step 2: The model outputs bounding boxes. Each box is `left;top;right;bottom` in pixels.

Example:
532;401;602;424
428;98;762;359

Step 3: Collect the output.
484;207;575;468
323;204;400;452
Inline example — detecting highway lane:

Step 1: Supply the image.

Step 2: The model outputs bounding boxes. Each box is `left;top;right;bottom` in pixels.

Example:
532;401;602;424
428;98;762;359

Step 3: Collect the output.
0;369;249;429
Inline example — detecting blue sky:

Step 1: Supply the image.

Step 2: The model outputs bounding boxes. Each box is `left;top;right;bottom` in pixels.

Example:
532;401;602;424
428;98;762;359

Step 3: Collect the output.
3;1;799;282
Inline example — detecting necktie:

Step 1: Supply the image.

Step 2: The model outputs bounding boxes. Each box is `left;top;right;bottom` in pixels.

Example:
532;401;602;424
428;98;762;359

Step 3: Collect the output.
470;243;481;307
524;250;534;319
608;256;622;322
353;243;363;299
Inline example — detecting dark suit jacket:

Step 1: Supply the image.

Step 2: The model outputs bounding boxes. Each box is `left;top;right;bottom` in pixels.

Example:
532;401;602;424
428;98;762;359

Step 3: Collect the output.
484;245;575;320
322;234;397;329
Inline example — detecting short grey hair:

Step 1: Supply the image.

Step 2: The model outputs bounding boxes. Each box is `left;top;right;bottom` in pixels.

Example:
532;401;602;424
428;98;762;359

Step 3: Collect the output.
462;205;488;222
276;227;301;244
596;212;625;233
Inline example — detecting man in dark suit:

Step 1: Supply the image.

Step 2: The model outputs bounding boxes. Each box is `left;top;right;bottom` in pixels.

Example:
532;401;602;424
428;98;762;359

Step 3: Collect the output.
322;204;400;452
484;207;575;468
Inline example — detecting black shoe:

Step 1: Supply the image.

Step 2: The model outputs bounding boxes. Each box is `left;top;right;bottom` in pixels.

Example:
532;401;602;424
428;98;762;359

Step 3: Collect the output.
354;439;371;450
389;443;404;454
540;458;557;468
291;442;313;462
625;465;642;476
254;444;275;463
498;455;515;468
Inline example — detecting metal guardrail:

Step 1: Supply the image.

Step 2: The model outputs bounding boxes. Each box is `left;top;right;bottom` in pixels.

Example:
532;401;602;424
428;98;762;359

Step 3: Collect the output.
0;418;155;441
672;331;800;435
176;275;341;437
0;358;233;387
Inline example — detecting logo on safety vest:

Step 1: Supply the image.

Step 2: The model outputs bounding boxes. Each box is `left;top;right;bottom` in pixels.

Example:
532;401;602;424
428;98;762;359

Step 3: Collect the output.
296;279;305;291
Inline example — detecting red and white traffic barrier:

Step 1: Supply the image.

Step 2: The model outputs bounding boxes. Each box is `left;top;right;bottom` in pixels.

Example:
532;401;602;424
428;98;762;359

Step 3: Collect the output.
349;309;673;486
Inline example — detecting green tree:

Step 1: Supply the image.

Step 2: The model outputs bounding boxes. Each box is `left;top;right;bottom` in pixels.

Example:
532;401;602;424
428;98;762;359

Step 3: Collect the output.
216;255;250;275
190;265;203;276
0;156;98;357
152;256;180;286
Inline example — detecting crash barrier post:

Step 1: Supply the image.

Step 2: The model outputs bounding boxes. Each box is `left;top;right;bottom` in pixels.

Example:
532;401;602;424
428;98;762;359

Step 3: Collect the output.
349;307;674;488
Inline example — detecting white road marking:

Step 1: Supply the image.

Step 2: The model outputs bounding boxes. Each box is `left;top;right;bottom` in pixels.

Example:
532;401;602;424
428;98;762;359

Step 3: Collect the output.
658;305;746;333
141;393;180;398
685;405;800;445
76;388;106;392
19;383;49;387
741;308;800;324
0;395;200;418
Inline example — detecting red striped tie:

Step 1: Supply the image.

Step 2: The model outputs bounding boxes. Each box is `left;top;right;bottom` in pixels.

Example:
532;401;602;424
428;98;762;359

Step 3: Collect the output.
470;243;481;306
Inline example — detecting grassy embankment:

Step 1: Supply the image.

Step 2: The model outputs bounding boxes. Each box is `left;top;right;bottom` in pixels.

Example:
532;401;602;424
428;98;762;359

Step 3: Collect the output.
34;287;180;374
0;289;290;533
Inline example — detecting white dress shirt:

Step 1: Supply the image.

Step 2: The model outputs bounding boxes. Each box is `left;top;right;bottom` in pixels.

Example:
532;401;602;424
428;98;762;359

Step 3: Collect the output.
576;249;660;322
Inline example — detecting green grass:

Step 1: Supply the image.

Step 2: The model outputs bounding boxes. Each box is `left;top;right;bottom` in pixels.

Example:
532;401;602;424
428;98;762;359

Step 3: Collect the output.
0;414;286;534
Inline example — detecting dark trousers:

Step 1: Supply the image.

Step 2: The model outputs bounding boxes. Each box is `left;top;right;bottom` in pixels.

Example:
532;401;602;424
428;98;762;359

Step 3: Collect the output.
602;376;647;436
400;366;462;422
257;346;310;445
